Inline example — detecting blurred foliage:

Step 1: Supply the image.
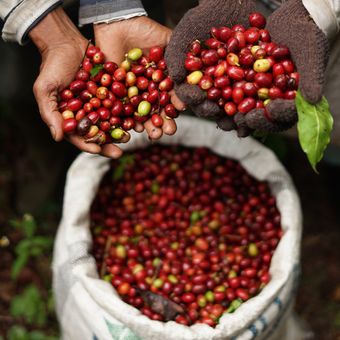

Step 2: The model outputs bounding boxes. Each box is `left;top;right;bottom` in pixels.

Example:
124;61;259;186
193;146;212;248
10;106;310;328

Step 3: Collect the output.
7;326;58;340
3;214;59;339
10;285;51;327
10;215;53;280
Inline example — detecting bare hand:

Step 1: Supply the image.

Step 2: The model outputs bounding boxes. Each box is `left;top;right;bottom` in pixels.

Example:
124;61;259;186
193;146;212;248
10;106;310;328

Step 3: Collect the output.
30;8;123;158
94;16;186;141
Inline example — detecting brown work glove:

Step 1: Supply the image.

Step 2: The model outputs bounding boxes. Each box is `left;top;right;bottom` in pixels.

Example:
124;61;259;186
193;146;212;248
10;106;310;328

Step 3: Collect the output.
166;0;329;137
165;0;256;131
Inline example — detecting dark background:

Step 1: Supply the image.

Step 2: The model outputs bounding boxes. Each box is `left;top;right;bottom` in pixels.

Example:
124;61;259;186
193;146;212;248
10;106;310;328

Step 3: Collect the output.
0;1;339;339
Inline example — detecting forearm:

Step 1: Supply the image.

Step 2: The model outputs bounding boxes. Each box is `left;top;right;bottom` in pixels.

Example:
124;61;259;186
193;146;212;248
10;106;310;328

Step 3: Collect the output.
1;0;62;44
79;0;147;26
29;7;85;53
301;0;340;39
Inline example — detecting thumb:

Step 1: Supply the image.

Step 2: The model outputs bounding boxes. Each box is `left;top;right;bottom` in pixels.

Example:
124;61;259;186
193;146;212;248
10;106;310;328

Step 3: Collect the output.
33;79;64;142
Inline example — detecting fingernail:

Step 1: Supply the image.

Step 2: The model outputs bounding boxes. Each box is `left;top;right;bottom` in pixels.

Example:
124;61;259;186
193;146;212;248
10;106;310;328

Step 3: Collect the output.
181;107;187;112
49;126;56;140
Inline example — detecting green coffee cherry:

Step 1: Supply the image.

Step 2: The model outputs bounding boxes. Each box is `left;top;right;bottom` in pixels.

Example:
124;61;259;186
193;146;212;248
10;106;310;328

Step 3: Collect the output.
137;101;152;116
111;128;125;140
127;48;143;61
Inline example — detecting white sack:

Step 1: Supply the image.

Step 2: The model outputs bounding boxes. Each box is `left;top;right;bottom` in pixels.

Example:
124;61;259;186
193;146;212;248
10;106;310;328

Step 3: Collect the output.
53;115;305;340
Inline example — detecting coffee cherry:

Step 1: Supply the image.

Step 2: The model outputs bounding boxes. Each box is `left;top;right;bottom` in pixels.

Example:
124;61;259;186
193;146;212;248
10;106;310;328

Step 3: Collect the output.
254;73;273;88
136;77;149;90
226;37;239;53
149;46;163;63
62;118;77;133
271;46;290;60
227;66;244;81
76;69;90;82
244;29;260;44
201;50;219;66
199;76;213;90
111;82;127;98
101;74;112;87
70;80;86;94
93;51;105;64
185;57;203;71
104;61;118;74
187;71;203;85
122;117;135;131
128;48;143;61
96;87;109;100
224;102;237;116
137;101;152;116
60;89;74;101
151;114;163;127
219;27;232;42
82;59;93;72
232;88;244;104
207;87;221;101
111;127;125;140
282;60;295;73
238;98;256;114
86;45;99;58
159;78;174;92
164;104;178;118
253;59;271;72
67;98;83;112
248;12;266;29
77;117;91;136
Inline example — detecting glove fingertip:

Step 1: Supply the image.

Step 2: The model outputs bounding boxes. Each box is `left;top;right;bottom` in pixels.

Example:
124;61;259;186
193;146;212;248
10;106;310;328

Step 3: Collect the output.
175;83;206;106
266;99;297;125
245;108;292;133
237;126;252;138
216;116;236;131
191;99;222;118
300;85;322;105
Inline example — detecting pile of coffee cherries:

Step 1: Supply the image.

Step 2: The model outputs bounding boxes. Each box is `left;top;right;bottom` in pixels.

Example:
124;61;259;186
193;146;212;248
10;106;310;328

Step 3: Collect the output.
59;46;178;145
91;146;282;327
184;12;299;117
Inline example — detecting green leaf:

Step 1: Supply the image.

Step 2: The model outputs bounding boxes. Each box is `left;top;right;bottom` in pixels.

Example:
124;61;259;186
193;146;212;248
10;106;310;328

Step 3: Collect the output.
28;331;48;340
11;252;29;280
30;236;53;250
296;91;333;172
90;64;104;78
7;325;29;340
10;285;47;326
15;239;32;255
151;181;160;194
22;214;37;237
190;211;205;224
94;226;104;235
113;154;135;181
225;298;243;313
47;292;55;314
9;214;36;238
334;310;340;328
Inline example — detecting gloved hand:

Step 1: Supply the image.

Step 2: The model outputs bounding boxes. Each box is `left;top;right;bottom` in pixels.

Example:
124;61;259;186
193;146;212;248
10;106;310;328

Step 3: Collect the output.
165;0;256;131
166;0;329;137
233;0;330;136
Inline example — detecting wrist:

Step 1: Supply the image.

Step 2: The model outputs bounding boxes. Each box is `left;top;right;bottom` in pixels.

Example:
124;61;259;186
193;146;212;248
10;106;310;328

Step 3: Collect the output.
301;0;338;39
29;7;86;54
94;16;142;38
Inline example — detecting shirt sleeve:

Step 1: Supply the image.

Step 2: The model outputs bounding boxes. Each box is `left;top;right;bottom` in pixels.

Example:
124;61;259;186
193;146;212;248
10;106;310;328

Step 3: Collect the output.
79;0;147;26
302;0;340;39
0;0;62;44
